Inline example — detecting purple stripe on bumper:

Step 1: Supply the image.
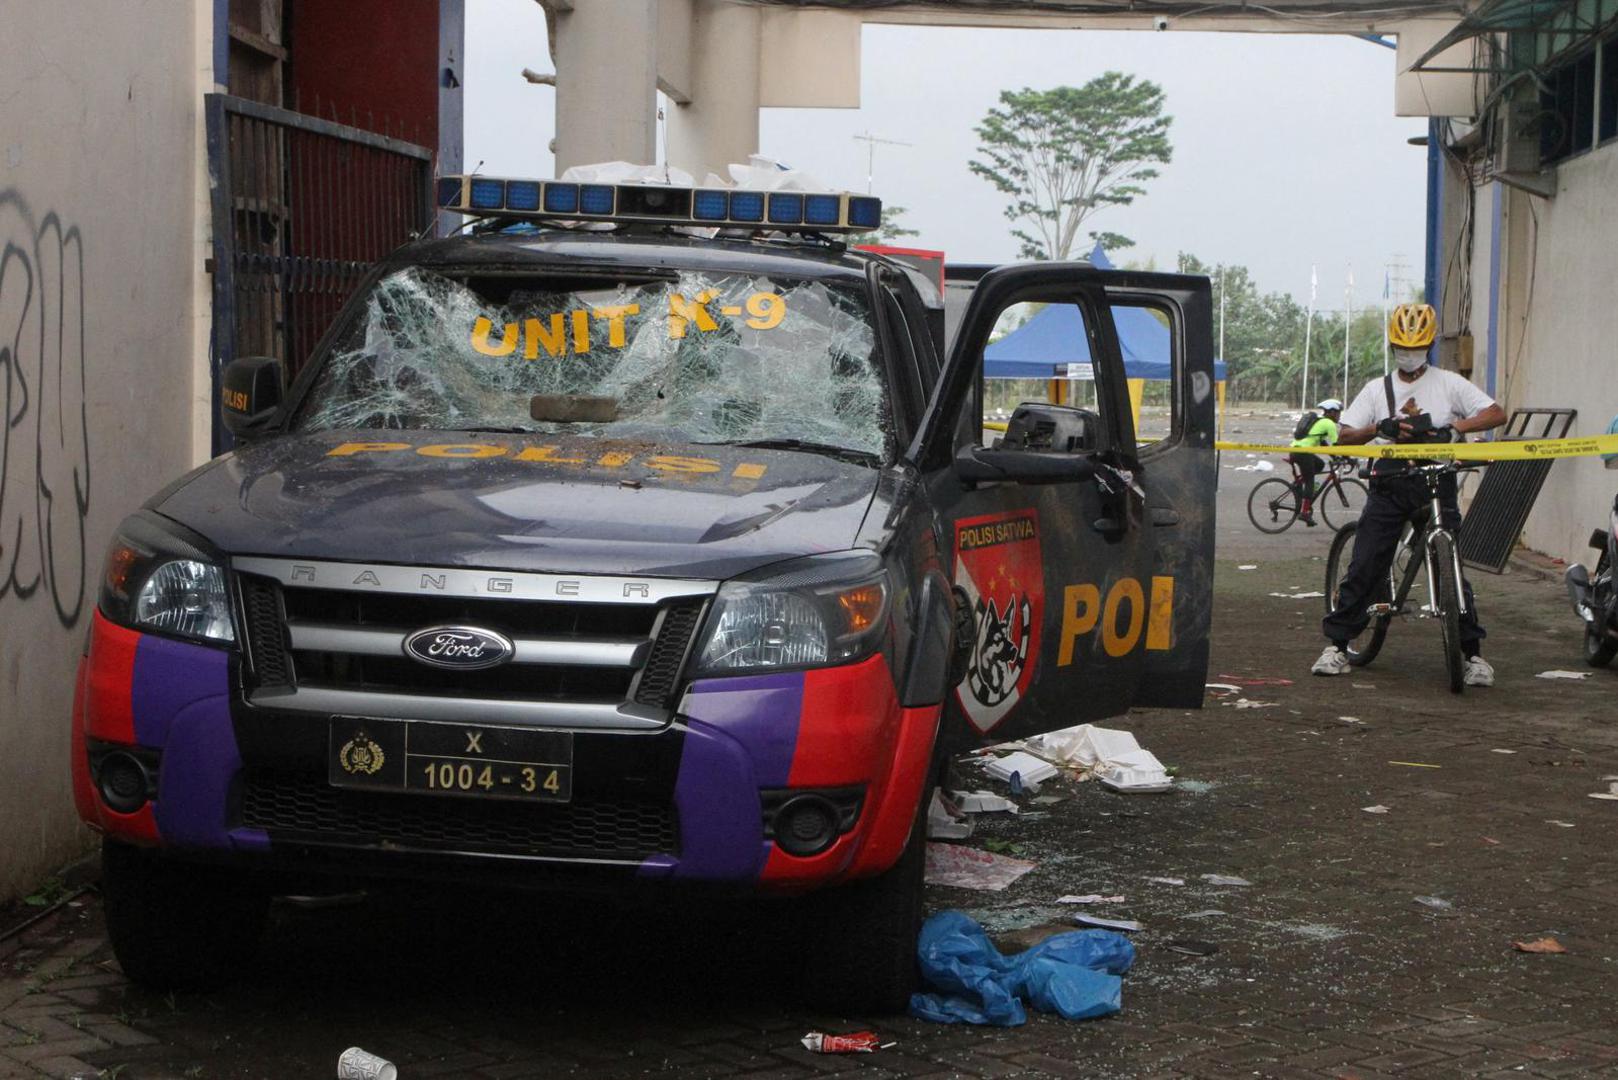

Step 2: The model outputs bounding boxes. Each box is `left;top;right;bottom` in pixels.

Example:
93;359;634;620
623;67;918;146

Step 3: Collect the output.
133;636;265;850
653;672;807;881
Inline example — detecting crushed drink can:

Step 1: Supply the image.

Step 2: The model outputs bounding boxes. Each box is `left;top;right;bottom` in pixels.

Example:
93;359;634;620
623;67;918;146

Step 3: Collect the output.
801;1031;882;1054
337;1046;398;1080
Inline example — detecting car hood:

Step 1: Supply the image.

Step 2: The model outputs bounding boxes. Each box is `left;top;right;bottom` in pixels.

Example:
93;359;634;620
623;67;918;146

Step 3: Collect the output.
151;430;882;580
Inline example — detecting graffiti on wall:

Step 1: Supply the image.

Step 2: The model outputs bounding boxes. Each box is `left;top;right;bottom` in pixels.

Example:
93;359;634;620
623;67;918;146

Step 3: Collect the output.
0;190;91;629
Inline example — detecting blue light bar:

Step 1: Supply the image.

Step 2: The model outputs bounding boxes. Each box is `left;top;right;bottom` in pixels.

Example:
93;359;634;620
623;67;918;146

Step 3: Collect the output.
692;190;729;221
543;183;579;214
804;194;840;226
848;196;882;230
729;190;765;223
579;185;615;215
435;175;879;235
767;193;804;225
470;178;505;211
505;180;541;212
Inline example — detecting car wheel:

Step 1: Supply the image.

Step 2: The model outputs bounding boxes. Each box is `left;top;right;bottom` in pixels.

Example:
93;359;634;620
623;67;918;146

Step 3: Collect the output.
798;792;928;1015
101;839;269;990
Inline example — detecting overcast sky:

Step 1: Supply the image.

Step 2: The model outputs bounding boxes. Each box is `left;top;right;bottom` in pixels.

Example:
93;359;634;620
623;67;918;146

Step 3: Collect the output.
464;1;1428;310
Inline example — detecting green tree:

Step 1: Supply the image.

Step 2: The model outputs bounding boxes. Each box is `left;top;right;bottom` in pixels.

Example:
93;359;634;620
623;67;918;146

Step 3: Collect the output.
970;76;1173;261
848;204;920;247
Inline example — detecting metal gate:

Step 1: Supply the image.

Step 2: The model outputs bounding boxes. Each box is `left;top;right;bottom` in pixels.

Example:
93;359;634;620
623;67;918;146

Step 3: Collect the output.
1461;407;1578;573
205;93;434;452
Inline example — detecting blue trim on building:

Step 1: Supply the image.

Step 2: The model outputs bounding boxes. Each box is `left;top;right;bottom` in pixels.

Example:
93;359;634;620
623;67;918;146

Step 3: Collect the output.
1486;182;1502;400
1425;118;1441;366
213;0;229;88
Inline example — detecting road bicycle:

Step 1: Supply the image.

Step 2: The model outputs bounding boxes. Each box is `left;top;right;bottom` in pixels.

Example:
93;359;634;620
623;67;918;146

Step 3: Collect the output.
1246;456;1368;534
1323;461;1482;693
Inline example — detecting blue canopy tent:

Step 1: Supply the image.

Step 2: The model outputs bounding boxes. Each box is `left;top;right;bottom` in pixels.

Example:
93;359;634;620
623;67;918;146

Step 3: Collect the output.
983;244;1228;385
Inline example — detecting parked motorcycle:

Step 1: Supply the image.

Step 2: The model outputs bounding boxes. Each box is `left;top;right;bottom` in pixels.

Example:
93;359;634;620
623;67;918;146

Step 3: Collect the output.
1565;492;1618;667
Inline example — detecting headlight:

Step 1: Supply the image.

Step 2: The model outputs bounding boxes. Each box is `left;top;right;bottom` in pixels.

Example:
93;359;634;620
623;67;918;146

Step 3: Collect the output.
692;552;890;675
99;513;236;646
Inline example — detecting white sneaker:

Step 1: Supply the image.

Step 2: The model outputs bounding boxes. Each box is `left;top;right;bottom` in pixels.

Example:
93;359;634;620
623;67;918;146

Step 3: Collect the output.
1312;646;1351;676
1464;655;1495;687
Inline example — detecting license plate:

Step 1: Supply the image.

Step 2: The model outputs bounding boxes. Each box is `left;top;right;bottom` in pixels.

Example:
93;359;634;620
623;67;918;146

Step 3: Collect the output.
328;717;573;803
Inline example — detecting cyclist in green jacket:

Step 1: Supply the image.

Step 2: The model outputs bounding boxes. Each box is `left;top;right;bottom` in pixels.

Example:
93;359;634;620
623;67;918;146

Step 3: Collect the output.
1290;398;1342;526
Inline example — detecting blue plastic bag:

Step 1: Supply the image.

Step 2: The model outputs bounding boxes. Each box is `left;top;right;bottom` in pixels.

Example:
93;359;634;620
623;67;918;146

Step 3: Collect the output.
910;910;1134;1026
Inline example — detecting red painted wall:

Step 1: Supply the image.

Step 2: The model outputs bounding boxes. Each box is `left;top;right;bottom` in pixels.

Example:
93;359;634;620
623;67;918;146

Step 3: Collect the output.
289;0;439;148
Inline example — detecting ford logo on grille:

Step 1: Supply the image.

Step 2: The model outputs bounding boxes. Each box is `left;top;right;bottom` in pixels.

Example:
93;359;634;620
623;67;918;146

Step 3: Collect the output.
403;626;515;671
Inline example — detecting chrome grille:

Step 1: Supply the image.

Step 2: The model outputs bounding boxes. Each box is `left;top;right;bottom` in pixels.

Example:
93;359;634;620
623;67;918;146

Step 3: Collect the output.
233;558;713;728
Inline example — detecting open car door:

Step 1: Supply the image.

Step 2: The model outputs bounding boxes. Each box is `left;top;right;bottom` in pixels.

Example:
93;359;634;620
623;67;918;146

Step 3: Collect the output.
909;263;1215;745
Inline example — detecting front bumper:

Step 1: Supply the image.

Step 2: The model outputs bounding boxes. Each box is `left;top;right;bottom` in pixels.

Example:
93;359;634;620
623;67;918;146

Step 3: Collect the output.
72;611;939;891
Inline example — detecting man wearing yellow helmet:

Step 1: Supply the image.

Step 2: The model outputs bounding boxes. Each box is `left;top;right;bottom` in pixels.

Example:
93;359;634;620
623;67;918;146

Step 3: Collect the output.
1312;303;1507;684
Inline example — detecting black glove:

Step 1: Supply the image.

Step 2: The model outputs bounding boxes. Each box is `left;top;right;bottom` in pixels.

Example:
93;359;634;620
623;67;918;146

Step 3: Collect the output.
1439;425;1464;443
1376;416;1403;440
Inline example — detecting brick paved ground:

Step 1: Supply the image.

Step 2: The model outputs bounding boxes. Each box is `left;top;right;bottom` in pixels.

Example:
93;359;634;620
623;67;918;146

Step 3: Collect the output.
5;414;1616;1079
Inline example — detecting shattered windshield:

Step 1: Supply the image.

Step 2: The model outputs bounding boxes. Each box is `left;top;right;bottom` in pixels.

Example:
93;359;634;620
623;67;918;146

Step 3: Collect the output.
294;266;887;455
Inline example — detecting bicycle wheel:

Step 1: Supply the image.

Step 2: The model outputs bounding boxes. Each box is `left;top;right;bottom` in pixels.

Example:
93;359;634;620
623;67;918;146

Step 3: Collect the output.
1432;533;1465;693
1325;521;1390;666
1247;478;1299;534
1320;477;1368;532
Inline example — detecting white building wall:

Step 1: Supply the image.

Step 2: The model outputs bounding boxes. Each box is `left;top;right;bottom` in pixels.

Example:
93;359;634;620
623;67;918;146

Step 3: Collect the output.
1499;147;1618;564
0;0;213;899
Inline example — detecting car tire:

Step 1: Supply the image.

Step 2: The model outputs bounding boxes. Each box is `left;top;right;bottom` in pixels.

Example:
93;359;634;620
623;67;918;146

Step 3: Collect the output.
798;791;928;1015
101;839;269;990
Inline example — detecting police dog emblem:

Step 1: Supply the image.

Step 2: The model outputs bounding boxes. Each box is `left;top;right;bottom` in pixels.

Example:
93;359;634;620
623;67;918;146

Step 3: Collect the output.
953;510;1043;733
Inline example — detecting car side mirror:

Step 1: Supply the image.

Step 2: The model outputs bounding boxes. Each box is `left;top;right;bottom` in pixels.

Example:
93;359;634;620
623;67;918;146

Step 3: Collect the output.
998;402;1101;454
954;444;1097;485
220;356;284;439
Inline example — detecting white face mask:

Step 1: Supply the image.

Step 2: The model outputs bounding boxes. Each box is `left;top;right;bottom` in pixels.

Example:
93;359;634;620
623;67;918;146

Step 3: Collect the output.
1394;348;1428;374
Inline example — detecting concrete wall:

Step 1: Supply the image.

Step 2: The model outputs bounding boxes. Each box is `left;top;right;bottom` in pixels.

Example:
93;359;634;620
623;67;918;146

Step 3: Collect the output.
1497;147;1618;563
0;0;213;899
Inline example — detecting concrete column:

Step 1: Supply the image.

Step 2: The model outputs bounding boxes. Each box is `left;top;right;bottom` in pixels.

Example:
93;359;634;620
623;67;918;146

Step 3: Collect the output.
665;0;761;181
551;0;658;171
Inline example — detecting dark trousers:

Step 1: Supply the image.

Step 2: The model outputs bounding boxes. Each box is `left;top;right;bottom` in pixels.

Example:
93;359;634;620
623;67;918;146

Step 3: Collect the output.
1290;453;1323;503
1321;472;1486;653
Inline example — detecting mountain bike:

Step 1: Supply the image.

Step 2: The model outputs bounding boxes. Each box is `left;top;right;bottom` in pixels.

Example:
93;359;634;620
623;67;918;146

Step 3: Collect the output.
1246;456;1368;534
1323;461;1482;693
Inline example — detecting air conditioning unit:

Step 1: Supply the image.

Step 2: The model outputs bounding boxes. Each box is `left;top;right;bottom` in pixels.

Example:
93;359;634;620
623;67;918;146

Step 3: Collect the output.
1492;84;1558;197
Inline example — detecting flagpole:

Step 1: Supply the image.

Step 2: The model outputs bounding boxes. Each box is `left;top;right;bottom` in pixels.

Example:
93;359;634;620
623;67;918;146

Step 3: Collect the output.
1301;265;1316;410
1218;267;1226;371
1342;264;1354;402
1381;264;1391;376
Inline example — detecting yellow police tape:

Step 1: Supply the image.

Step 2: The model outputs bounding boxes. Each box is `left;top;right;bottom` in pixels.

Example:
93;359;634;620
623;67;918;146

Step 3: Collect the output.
981;419;1618;462
1214;434;1618;462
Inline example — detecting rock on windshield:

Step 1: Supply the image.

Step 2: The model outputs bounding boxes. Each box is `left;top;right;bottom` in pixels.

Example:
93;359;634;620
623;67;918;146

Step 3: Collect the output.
295;267;887;455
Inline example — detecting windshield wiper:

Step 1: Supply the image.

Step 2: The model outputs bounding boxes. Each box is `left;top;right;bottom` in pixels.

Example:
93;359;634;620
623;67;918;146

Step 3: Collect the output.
705;438;880;465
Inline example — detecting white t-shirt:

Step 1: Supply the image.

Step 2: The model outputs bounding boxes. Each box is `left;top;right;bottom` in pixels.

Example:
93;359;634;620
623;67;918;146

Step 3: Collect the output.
1340;366;1496;435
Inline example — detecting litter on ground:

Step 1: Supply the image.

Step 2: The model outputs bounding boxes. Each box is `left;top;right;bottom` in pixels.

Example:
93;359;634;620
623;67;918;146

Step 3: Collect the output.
910;910;1134;1026
983;752;1059;788
1513;937;1567;954
1233;461;1275;472
1389;761;1442;769
1340;716;1364;724
954;790;1020;814
801;1032;884;1054
925;843;1037;891
1146;876;1186;886
1022;724;1172;792
1237;564;1258;570
1184;910;1225;918
1268;591;1326;599
1231;698;1277;709
1491;748;1518;754
1072;914;1141;932
927;791;974;840
1056;895;1126;905
1165;940;1218;957
1414;896;1453;909
1201;874;1251;887
1536;669;1593;680
1546;820;1576;828
1362;805;1391;814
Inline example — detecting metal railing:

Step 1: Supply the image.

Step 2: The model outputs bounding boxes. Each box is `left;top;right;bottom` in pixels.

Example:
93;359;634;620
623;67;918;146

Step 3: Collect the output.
204;94;434;452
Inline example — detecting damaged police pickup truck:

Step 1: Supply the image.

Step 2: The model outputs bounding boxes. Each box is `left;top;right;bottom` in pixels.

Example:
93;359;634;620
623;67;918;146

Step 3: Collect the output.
72;175;1215;1010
